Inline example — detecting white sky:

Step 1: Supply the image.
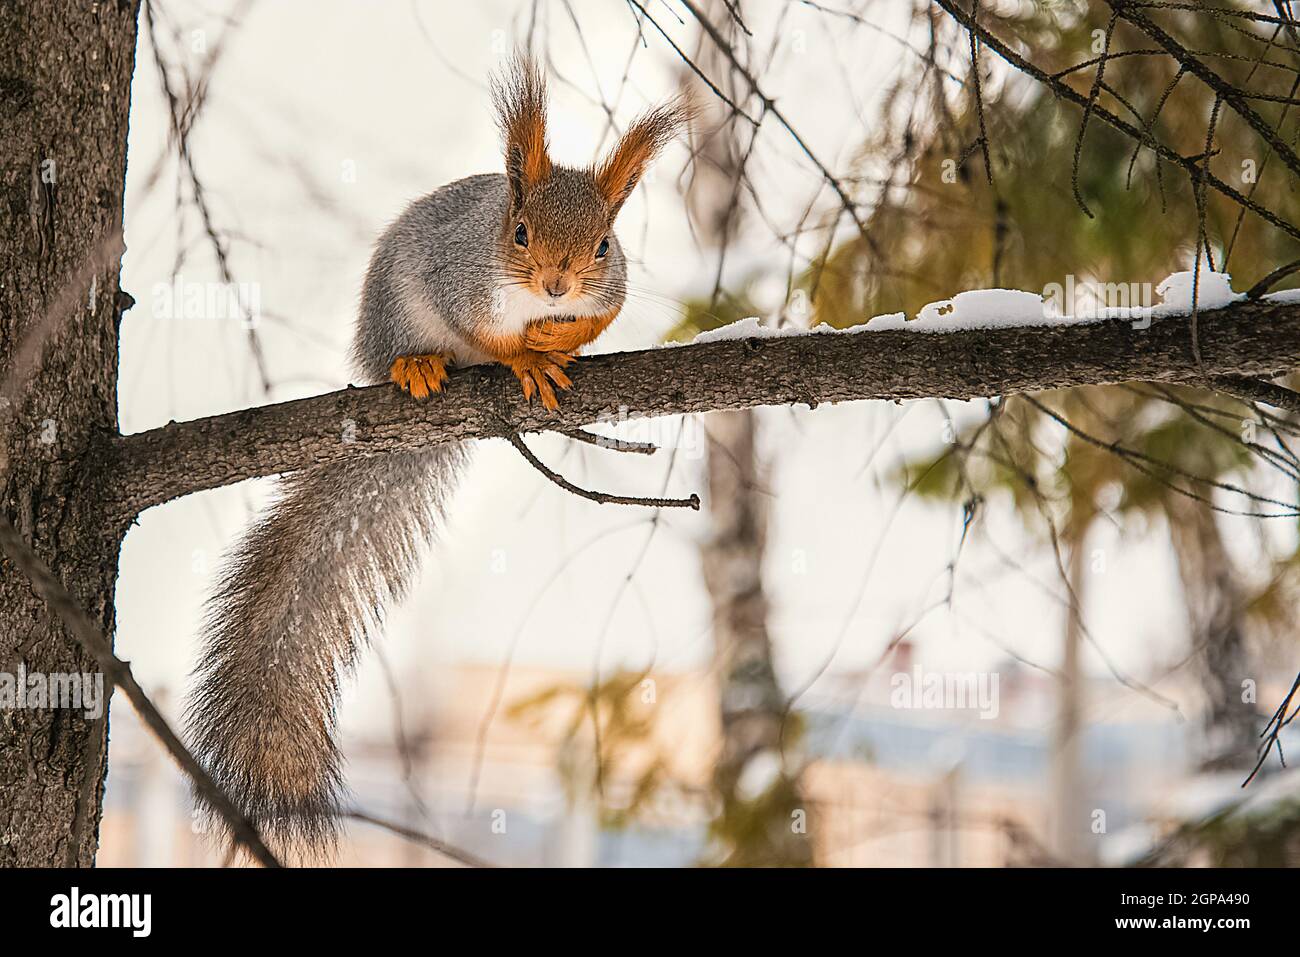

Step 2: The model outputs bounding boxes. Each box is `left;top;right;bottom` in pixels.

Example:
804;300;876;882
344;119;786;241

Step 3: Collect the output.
112;0;1233;744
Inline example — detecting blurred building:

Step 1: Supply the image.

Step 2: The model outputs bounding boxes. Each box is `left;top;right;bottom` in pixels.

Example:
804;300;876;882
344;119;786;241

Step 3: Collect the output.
97;644;1297;867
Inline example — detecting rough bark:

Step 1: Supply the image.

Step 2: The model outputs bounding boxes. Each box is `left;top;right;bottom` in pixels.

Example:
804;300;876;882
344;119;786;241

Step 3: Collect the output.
105;296;1300;519
0;0;139;865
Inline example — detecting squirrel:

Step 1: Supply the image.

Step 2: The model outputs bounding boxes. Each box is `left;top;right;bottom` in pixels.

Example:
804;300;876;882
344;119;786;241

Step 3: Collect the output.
184;56;691;861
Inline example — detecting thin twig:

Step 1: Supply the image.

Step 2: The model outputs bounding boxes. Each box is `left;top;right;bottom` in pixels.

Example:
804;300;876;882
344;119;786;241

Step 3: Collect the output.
1211;374;1300;415
968;0;993;186
343;809;493;868
1023;395;1300;518
1072;11;1118;218
506;432;700;509
1243;670;1300;786
560;428;658;454
1108;0;1300;183
932;0;1300;244
1246;259;1300;299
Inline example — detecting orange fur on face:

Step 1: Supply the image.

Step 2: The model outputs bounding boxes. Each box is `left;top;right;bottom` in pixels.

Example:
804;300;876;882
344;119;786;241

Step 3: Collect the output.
477;60;693;411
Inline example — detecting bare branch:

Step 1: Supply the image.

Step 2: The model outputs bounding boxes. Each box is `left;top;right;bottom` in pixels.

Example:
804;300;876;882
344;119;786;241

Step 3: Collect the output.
102;296;1300;519
506;432;700;509
1244;669;1300;786
342;809;493;868
1210;374;1300;415
102;304;1300;515
560;428;658;454
1107;0;1300;182
931;0;1300;244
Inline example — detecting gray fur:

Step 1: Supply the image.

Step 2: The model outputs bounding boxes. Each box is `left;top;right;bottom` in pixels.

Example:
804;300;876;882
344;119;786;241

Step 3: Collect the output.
186;445;465;859
353;174;512;375
185;182;500;860
353;170;627;380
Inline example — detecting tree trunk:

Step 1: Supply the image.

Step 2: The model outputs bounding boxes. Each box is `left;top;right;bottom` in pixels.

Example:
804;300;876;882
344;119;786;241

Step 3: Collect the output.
701;410;812;866
687;0;811;867
1049;526;1090;865
0;0;138;865
1164;495;1257;771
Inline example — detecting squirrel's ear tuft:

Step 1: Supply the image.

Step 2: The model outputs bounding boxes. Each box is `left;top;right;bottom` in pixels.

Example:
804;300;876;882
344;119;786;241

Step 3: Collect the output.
493;53;553;213
595;93;695;219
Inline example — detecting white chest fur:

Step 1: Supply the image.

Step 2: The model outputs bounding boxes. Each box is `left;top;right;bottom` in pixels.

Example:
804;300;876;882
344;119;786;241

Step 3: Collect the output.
489;283;558;335
488;282;606;336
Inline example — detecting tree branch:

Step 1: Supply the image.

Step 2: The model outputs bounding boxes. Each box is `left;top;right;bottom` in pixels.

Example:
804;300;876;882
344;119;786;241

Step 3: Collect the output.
931;0;1300;243
1210;373;1300;415
505;431;700;509
342;809;493;868
103;297;1300;519
1107;0;1300;182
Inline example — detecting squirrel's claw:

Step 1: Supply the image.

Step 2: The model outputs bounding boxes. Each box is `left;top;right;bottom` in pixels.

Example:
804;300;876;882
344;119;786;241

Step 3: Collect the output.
390;353;450;399
509;351;573;411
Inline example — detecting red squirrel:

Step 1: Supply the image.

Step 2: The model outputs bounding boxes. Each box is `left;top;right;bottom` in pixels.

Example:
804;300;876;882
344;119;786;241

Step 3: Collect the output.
185;55;691;860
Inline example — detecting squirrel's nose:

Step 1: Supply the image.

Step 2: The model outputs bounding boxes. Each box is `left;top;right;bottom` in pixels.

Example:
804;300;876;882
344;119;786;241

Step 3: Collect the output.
543;274;572;299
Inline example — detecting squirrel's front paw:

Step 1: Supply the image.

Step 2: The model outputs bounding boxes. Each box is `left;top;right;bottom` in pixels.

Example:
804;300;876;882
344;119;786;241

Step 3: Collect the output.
390;353;450;399
508;351;573;411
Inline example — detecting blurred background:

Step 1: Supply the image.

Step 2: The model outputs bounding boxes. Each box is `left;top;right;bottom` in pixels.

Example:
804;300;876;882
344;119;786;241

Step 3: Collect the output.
102;0;1300;867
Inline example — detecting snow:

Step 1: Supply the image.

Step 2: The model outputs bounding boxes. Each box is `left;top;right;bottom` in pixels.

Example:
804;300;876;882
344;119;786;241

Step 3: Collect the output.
688;316;802;344
914;289;1050;330
1156;263;1242;312
864;311;907;331
679;315;870;346
677;267;1247;344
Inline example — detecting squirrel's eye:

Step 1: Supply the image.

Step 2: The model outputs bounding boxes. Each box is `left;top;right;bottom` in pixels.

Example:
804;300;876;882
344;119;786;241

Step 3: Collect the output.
514;223;528;247
596;238;609;259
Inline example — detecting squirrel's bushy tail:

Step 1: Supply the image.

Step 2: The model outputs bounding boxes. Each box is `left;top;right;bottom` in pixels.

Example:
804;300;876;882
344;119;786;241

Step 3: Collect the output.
185;444;466;861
